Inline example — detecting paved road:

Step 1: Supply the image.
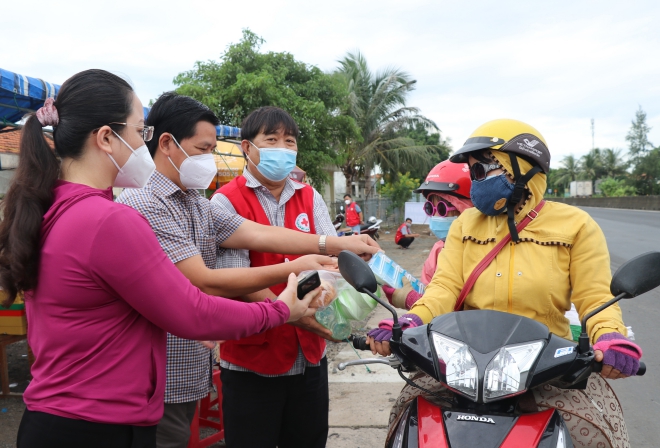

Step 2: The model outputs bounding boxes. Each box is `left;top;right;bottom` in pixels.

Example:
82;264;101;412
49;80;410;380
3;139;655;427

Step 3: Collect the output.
579;207;660;447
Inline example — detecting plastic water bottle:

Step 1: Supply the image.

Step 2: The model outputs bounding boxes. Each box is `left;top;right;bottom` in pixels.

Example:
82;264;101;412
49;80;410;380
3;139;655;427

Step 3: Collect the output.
315;301;351;340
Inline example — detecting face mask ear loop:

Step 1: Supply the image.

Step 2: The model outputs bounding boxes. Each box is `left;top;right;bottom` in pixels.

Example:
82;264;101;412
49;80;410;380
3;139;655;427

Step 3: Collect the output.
167;134;187;174
109;130;136;173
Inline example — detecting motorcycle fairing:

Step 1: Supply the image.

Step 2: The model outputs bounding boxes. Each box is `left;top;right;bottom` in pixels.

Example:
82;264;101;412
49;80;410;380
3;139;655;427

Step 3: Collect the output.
399;310;590;403
428;310;549;354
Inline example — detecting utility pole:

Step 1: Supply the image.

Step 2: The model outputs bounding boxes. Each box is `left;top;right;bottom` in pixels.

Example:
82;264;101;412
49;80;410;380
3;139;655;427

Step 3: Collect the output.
591;118;595;150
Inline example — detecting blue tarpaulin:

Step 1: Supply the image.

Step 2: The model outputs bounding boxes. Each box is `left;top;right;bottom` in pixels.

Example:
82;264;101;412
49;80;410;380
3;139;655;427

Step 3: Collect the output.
0;68;60;129
0;67;241;138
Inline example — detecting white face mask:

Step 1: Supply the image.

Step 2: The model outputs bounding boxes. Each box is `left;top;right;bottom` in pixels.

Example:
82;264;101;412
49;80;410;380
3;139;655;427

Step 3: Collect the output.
168;135;217;189
345;199;351;205
108;131;156;188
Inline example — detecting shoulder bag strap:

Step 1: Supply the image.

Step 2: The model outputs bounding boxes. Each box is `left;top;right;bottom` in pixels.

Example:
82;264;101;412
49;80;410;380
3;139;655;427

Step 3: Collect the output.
454;200;546;311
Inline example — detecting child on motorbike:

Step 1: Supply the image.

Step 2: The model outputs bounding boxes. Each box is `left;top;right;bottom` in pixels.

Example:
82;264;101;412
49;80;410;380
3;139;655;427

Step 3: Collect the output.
367;119;643;448
381;160;473;309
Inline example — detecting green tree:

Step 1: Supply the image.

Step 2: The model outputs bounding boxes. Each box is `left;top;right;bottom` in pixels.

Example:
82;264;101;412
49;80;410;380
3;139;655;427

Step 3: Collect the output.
631;148;660;195
379;172;419;214
600;148;628;178
553;155;581;191
626;106;653;160
336;51;438;194
599;178;637;197
173;29;359;188
546;168;566;196
398;123;452;180
580;148;604;192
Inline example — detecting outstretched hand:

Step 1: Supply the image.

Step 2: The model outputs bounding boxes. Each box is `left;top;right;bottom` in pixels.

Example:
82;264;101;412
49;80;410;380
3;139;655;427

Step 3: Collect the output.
277;273;320;322
290;315;342;342
294;254;338;273
326;234;381;261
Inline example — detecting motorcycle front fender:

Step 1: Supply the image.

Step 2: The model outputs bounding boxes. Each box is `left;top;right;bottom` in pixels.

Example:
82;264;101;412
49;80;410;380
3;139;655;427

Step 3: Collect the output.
388;397;573;448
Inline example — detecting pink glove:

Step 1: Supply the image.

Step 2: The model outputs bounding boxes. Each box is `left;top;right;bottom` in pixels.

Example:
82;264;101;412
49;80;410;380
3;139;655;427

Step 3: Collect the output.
593;332;642;376
367;314;423;342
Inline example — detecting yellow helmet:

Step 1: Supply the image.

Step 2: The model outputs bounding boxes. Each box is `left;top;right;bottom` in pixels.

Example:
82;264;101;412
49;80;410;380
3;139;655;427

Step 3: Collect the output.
450;119;550;174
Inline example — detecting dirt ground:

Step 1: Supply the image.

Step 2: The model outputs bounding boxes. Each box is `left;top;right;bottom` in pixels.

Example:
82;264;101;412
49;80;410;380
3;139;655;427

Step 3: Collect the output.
0;224;435;447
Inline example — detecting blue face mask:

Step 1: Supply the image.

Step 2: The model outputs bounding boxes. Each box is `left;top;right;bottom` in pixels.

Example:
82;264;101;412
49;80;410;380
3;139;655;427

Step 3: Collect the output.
248;142;297;181
429;216;457;240
470;174;515;216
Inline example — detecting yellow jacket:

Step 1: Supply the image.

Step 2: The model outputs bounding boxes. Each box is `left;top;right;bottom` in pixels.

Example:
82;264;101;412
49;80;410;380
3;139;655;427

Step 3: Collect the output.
410;152;626;343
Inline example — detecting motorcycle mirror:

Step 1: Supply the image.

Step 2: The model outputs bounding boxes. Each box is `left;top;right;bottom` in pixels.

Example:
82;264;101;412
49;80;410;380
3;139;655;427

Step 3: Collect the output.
610;251;660;298
338;251;378;294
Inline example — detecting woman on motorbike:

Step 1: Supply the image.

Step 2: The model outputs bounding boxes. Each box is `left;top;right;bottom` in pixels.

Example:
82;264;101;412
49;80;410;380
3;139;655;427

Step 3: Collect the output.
367;119;642;447
381;160;473;309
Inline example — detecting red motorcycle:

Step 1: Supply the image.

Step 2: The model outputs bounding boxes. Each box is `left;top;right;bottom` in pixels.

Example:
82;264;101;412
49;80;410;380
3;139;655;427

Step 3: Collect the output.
336;251;656;448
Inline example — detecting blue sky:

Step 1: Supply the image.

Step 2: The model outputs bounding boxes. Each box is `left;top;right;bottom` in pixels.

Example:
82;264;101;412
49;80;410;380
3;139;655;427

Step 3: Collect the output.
2;0;658;167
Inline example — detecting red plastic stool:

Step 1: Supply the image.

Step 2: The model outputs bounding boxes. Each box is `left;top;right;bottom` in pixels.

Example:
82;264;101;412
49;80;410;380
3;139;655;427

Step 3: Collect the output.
187;368;224;448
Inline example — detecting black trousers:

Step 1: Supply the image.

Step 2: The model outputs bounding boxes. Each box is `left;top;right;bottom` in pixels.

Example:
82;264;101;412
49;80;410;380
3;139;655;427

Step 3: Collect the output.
17;409;157;448
221;357;329;448
397;237;415;248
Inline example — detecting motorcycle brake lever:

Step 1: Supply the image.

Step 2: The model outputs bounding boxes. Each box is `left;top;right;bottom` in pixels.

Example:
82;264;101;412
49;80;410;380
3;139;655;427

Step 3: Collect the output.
337;356;400;371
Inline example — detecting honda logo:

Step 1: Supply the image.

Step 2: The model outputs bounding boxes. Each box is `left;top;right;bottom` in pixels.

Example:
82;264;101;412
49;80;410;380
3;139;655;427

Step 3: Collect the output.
456;414;496;424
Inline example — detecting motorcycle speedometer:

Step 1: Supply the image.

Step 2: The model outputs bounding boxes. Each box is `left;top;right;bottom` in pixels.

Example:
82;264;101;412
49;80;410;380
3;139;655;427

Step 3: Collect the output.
483;341;544;402
432;333;478;399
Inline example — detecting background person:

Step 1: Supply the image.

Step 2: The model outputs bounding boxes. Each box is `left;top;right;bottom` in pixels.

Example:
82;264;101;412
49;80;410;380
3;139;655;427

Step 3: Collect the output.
343;193;363;234
383;160;472;309
212;106;336;448
367;119;642;447
0;69;315;448
394;218;419;249
117;94;377;448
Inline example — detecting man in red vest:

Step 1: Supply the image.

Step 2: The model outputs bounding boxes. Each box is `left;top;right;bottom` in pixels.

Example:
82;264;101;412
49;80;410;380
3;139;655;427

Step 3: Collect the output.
212;107;337;448
395;218;420;249
343;193;363;234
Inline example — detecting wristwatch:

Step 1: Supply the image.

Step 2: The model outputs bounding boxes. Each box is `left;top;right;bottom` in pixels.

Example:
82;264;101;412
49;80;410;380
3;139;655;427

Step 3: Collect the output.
318;235;327;255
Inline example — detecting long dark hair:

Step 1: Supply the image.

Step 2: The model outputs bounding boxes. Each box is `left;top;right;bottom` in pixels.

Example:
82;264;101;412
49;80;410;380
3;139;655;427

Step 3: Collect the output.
0;69;134;306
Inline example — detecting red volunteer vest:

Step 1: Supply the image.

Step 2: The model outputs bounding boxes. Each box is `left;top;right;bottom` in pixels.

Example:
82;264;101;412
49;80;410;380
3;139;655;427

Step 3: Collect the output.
217;176;325;374
346;202;360;226
395;223;408;244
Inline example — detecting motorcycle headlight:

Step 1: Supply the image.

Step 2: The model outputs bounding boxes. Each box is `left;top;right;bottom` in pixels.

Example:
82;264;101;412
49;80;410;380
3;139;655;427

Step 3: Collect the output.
483;341;544;402
432;333;478;399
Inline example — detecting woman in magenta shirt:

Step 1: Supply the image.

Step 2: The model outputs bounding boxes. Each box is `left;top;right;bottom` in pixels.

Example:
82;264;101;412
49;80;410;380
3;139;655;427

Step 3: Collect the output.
0;69;314;448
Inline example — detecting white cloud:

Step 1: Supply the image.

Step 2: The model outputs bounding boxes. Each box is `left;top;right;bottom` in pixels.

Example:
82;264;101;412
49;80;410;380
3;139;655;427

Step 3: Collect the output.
1;0;659;168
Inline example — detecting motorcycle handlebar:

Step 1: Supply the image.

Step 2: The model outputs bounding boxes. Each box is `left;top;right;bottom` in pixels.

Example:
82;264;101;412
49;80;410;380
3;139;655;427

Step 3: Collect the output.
348;335;649;376
592;361;646;376
352;336;370;351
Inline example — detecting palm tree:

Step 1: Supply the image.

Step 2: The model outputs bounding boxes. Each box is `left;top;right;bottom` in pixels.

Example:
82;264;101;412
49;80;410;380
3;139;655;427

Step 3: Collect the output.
554;155;581;189
580;149;604;192
336;51;438;195
601;148;628;178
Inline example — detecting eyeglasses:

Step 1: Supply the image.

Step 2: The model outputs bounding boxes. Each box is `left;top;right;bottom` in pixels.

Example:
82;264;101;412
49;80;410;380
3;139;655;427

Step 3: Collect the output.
109;122;155;142
470;161;501;181
423;199;457;217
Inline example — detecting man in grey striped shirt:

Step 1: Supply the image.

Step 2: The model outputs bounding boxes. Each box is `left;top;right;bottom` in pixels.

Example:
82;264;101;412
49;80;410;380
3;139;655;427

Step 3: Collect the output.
117;94;379;448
